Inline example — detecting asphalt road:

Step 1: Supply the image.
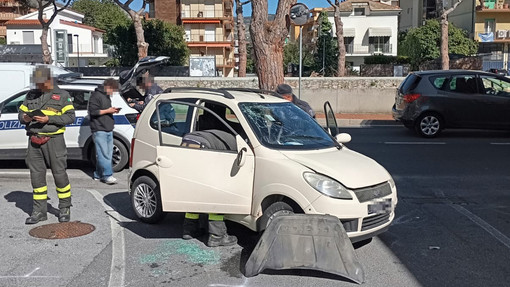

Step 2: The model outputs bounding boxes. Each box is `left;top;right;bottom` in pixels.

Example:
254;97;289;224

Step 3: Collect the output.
1;124;510;287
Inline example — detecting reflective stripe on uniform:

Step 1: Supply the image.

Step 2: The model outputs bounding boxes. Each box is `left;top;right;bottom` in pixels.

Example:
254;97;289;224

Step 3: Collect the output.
38;126;66;135
208;214;224;221
185;212;200;220
19;104;28;112
33;186;48;200
61;104;74;114
56;184;71;199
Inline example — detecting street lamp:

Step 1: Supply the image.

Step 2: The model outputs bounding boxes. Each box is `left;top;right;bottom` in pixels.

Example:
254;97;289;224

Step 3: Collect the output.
73;34;80;72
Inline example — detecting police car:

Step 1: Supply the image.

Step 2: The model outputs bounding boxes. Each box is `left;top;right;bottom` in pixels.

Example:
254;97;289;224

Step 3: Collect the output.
0;56;169;171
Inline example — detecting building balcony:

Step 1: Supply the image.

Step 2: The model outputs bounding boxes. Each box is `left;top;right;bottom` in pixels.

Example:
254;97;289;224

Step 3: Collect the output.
0;25;5;37
0;12;23;20
186;32;233;43
345;44;393;55
181;9;233;19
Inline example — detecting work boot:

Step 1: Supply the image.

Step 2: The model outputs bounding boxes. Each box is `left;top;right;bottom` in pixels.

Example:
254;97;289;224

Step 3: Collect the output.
182;217;203;240
58;207;70;223
207;219;237;247
25;199;47;225
25;211;48;225
207;234;238;247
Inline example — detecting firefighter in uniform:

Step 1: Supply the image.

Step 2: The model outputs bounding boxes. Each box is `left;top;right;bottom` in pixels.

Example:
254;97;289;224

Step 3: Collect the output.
183;213;238;247
18;66;76;224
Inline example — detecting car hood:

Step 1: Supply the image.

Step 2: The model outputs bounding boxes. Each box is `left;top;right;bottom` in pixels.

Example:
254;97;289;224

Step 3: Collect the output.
281;147;390;189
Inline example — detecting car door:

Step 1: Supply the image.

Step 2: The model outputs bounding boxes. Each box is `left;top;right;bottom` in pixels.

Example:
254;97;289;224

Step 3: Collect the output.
435;74;482;127
154;100;255;214
477;75;510;128
0;90;30;152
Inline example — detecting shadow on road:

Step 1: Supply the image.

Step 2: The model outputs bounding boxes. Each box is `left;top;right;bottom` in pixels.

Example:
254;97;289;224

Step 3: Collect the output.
4;190;60;217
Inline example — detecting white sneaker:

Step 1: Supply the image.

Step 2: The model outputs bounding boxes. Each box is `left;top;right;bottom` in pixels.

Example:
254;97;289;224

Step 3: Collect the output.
101;176;117;185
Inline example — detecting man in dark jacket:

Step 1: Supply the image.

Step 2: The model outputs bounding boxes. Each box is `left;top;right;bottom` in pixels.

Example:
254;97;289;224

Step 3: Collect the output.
276;84;316;118
128;73;163;112
18;66;76;224
88;78;121;184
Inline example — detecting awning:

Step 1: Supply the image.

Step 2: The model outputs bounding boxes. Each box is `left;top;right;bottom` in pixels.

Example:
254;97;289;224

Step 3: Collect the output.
368;27;392;37
343;28;355;37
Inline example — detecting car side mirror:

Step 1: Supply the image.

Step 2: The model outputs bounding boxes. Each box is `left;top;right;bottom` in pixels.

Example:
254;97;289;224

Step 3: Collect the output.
335;133;351;144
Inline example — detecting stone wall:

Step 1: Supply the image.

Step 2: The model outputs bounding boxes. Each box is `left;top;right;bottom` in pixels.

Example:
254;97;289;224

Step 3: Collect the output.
155;77;404;114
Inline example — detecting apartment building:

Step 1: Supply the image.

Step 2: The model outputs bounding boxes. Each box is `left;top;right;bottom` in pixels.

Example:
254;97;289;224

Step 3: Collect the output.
0;0;32;41
147;0;235;77
294;0;400;71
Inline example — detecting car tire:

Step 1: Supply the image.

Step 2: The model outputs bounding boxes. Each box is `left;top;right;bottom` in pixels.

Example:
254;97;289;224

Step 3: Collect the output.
414;112;443;138
112;138;128;172
257;201;294;231
131;176;164;224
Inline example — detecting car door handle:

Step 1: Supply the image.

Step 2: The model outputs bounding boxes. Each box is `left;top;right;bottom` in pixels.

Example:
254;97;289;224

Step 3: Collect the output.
236;147;247;167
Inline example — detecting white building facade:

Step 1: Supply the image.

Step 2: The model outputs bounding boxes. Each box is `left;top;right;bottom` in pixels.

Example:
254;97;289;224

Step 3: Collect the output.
6;6;108;67
327;0;401;71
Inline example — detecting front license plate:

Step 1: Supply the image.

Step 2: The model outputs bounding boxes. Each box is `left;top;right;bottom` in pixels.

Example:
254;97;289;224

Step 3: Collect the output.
368;198;392;215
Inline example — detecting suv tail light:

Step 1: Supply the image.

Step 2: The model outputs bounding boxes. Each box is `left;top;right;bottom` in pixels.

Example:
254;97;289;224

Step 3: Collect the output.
403;93;421;103
129;138;135;168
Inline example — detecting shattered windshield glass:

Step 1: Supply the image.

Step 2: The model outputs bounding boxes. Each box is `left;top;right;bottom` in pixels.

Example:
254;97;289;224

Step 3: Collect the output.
239;102;336;150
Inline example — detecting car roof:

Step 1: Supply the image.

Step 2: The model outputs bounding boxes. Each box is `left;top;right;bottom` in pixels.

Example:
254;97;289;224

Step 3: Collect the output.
412;70;498;77
154;88;288;105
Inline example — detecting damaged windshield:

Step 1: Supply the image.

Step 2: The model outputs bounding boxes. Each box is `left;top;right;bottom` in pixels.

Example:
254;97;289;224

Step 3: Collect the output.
239;102;336;150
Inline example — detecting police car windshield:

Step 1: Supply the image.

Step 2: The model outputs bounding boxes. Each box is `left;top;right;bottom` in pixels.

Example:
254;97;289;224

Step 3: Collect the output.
239;102;336;150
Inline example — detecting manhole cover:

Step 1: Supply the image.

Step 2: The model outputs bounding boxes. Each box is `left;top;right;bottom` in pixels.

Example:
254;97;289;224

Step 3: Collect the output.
29;221;95;239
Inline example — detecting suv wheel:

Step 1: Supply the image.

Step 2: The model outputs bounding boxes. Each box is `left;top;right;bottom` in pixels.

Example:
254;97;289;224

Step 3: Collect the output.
131;176;164;223
112;139;128;172
257;202;294;231
415;113;443;138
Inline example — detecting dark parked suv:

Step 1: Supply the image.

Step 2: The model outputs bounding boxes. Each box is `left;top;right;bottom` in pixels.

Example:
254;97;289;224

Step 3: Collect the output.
392;70;510;137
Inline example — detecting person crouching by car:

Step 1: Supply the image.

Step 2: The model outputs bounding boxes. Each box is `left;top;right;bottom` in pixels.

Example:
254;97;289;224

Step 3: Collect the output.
276;83;315;118
88;78;121;185
128;72;163;112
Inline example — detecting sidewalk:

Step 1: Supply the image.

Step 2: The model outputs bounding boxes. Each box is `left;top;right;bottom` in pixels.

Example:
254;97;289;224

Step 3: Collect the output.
315;112;396;127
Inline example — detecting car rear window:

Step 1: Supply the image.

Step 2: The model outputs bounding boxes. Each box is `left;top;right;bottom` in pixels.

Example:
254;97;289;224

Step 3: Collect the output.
430;76;448;89
400;74;421;93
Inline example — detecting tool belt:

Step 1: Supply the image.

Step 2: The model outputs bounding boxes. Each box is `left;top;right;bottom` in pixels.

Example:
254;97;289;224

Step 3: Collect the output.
30;135;51;145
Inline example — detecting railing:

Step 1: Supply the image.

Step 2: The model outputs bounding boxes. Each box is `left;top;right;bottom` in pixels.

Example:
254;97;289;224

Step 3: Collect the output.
186;32;229;42
181;9;231;18
0;12;22;20
0;26;6;36
67;43;105;55
344;44;392;54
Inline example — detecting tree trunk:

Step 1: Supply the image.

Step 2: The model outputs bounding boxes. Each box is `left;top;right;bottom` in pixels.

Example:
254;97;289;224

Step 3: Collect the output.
132;12;148;59
441;14;449;70
40;27;52;64
333;4;345;77
250;0;295;90
236;0;247;77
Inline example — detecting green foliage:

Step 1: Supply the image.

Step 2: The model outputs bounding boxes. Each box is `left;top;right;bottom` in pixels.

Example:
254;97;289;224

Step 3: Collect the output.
312;11;338;76
71;0;130;43
246;43;255;74
399;19;478;69
283;41;314;73
108;19;190;66
364;55;410;65
0;38;6;45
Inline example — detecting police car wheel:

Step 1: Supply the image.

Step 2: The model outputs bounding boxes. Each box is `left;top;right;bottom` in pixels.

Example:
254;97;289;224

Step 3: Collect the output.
112;139;128;172
131;176;164;223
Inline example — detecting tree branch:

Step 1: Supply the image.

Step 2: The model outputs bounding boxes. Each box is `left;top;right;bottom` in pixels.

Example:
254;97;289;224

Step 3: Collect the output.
241;0;250;5
444;0;463;16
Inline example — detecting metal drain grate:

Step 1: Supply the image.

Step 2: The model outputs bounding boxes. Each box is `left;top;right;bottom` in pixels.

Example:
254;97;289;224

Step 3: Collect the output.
29;221;95;239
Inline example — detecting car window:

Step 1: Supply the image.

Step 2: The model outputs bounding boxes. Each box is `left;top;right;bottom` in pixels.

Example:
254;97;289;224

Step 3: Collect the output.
400;74;421;93
480;75;510;97
239;102;336;150
197;100;248;141
1;92;27;114
430;76;448;90
150;101;188;137
447;75;477;94
68;90;91;110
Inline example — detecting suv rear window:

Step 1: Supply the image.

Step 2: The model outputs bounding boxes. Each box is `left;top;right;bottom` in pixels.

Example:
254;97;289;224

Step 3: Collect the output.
400;74;421;93
430;76;448;89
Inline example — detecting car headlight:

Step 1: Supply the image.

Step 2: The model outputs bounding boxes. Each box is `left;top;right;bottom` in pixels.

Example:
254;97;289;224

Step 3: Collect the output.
303;172;352;200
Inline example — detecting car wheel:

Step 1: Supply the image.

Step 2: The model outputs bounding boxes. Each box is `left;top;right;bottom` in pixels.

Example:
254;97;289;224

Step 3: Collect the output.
415;113;443;138
112;138;128;172
257;202;294;231
131;176;164;223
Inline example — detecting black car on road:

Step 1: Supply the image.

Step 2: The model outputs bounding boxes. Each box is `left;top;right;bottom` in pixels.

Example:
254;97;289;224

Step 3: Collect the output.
392;70;510;137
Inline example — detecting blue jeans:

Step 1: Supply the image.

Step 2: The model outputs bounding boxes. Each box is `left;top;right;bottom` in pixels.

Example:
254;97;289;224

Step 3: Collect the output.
92;131;113;180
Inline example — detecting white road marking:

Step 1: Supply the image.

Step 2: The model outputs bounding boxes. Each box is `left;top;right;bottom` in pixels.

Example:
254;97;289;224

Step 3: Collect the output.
24;268;40;277
490;142;510;145
88;189;126;287
450;204;510;250
384;142;446;145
